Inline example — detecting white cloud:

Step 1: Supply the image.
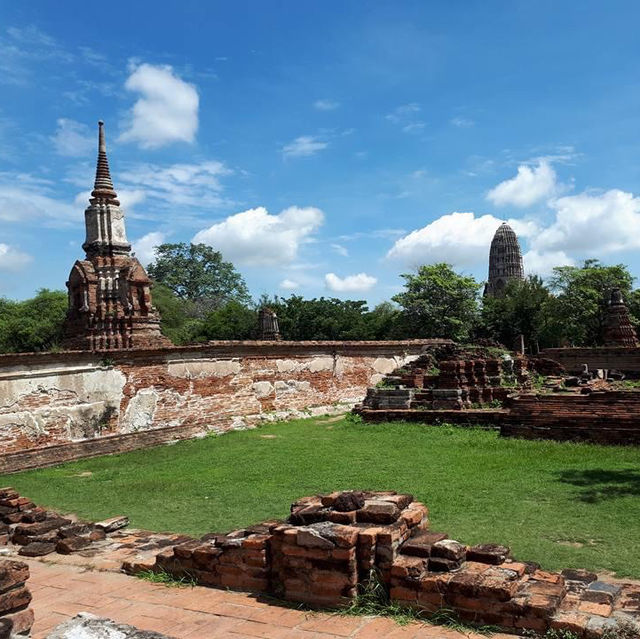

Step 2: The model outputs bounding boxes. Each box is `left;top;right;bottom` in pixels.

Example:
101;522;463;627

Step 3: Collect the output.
280;279;299;290
523;250;574;277
401;122;425;133
0;173;77;225
325;272;377;293
0;26;73;86
314;99;339;111
0;244;31;271
487;160;557;208
386;103;425;133
451;117;474;128
119;63;199;149
51;119;93;157
387;212;536;267
282;135;328;158
533;189;640;255
132;231;166;266
119;161;231;215
193;206;324;266
331;243;349;257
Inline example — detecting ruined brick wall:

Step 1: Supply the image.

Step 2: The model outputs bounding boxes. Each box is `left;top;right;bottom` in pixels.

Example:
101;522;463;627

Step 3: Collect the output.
539;346;640;374
358;391;640;446
502;391;640;444
0;341;439;468
127;490;640;637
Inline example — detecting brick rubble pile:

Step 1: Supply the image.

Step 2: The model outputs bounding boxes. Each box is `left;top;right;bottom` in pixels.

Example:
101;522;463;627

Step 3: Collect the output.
0;488;128;558
130;490;640;638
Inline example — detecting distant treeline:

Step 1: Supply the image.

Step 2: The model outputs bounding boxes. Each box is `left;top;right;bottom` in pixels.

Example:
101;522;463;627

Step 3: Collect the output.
1;243;638;354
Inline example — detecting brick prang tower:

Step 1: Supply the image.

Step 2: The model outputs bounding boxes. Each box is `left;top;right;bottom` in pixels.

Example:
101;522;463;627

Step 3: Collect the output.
484;222;524;297
61;121;170;351
603;288;639;347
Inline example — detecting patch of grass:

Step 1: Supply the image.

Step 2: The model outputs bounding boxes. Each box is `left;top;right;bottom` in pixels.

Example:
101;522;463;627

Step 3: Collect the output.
3;418;640;578
374;380;397;389
135;569;196;588
615;379;640;389
340;570;422;626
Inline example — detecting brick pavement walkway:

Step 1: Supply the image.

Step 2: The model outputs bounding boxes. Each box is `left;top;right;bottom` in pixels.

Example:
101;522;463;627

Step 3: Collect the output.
26;559;516;639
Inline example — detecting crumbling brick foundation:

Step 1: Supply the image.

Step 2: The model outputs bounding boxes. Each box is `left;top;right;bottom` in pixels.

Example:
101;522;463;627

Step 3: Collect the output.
129;491;640;637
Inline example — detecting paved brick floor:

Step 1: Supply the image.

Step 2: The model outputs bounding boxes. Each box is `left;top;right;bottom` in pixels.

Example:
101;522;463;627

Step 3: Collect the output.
26;559;516;638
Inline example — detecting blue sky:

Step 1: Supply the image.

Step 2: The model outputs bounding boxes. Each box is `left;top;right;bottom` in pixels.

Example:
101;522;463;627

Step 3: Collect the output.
2;1;640;304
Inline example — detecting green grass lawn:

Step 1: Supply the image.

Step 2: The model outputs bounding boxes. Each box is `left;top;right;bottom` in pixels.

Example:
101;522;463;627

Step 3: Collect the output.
3;417;640;578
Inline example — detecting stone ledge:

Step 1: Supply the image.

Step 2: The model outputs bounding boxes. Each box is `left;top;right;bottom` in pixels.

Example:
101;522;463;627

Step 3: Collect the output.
0;339;451;367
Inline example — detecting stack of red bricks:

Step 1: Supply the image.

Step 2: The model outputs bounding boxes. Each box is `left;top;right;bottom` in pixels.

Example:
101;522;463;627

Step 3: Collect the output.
0;560;34;637
132;490;640;637
391;539;567;633
0;488;128;558
410;358;526;411
270;491;427;606
391;536;640;636
150;522;273;593
136;490;428;608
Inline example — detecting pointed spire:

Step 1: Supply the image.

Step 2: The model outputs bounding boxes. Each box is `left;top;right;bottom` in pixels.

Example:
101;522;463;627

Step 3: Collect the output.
484;221;524;297
90;120;120;204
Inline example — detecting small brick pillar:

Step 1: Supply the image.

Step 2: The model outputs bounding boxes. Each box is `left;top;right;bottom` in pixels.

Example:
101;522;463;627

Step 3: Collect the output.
0;560;34;638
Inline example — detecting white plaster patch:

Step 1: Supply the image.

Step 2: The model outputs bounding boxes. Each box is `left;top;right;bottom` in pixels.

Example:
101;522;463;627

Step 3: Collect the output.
307;357;334;372
252;381;274;398
334;356;346;377
0;367;126;411
371;357;398;374
167;360;241;379
370;373;385;386
275;359;299;373
122;389;158;433
231;415;248;430
274;380;312;395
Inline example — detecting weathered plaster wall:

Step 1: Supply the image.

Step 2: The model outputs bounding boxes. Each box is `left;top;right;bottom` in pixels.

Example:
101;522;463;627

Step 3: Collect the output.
0;341;441;463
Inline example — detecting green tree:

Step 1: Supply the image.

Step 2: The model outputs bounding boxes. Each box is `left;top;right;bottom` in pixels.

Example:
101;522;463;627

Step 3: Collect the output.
548;260;635;346
392;263;481;341
147;243;251;315
200;301;258;340
263;296;371;340
363;302;404;340
480;276;560;350
0;289;67;353
151;283;204;345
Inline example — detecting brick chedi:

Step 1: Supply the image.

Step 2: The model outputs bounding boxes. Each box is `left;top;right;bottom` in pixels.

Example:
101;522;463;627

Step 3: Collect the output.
62;122;170;351
602;288;639;347
484;222;524;297
257;307;281;340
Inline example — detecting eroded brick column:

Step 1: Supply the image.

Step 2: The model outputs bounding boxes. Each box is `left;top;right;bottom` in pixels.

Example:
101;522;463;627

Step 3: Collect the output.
0;560;33;638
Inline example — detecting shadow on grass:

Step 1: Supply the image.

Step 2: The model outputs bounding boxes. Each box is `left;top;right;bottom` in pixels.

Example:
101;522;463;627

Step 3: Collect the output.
557;468;640;503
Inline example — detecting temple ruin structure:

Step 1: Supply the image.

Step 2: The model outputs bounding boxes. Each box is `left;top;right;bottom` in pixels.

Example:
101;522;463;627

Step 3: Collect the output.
62;122;170;351
484;222;524;297
257;307;281;340
603;288;639;347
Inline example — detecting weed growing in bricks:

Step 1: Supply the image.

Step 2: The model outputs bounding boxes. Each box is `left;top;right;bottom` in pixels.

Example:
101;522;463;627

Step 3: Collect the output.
135;569;197;588
602;619;640;639
523;629;579;639
340;569;423;626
